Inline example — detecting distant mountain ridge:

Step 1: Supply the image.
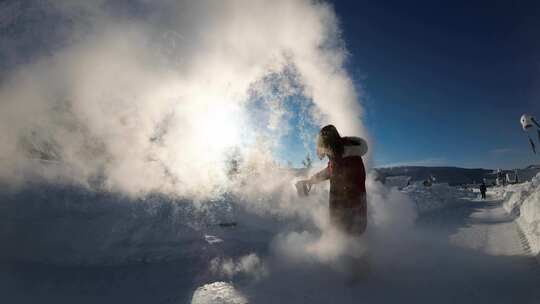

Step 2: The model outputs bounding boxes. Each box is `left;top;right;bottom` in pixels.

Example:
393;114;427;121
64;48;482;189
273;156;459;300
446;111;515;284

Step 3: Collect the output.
374;165;540;186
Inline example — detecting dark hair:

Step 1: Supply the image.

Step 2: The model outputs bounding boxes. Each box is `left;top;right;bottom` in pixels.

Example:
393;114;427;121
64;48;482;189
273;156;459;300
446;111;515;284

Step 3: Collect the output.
316;124;343;159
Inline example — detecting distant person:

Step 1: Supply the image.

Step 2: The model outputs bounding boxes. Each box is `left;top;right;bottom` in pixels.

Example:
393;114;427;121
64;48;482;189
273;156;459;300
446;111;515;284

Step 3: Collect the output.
479;182;487;200
298;125;368;236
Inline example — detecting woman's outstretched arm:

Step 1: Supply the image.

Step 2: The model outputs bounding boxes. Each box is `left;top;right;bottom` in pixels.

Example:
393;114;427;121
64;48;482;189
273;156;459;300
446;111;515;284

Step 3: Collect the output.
309;166;330;184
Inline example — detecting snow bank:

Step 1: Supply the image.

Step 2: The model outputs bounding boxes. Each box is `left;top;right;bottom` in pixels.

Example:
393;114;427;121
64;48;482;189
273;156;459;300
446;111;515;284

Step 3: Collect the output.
497;173;540;256
191;282;248;304
400;183;477;215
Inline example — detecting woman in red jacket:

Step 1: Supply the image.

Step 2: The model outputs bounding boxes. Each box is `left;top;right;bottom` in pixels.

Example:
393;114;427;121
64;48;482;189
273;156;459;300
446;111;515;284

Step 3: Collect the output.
302;125;368;236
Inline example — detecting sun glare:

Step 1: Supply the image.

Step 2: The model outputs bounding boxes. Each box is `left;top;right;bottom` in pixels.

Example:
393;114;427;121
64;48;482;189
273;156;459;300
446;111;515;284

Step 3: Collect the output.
202;103;243;153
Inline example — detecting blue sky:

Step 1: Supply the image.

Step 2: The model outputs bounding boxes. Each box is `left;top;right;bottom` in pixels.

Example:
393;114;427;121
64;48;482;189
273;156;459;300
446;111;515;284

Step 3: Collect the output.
324;0;540;169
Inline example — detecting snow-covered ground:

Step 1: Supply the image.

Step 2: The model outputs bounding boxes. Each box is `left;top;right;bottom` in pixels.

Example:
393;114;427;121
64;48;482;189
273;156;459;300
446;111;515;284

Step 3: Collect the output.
493;173;540;257
1;178;539;303
401;182;477;214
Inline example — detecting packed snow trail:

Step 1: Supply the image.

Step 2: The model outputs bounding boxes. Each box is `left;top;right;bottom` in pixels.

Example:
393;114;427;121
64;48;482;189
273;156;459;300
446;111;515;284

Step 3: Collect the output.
2;194;540;303
448;197;531;256
408;195;540;303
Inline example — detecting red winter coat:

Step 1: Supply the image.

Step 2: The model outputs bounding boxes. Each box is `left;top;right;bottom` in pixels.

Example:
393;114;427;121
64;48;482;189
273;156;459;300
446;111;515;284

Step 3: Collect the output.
311;137;367;233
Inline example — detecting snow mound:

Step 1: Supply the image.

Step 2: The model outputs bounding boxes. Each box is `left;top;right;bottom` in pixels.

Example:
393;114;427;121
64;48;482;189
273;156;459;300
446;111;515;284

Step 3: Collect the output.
191;282;248;304
497;173;540;256
401;183;476;214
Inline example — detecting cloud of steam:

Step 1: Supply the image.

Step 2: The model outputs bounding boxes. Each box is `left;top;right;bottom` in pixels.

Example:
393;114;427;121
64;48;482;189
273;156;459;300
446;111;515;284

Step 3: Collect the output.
0;0;366;200
366;174;418;232
270;174;417;265
210;253;268;281
0;0;399;276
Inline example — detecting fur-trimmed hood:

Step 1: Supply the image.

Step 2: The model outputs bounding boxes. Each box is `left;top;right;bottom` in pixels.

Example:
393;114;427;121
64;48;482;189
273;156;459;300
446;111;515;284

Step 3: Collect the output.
342;136;368;158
